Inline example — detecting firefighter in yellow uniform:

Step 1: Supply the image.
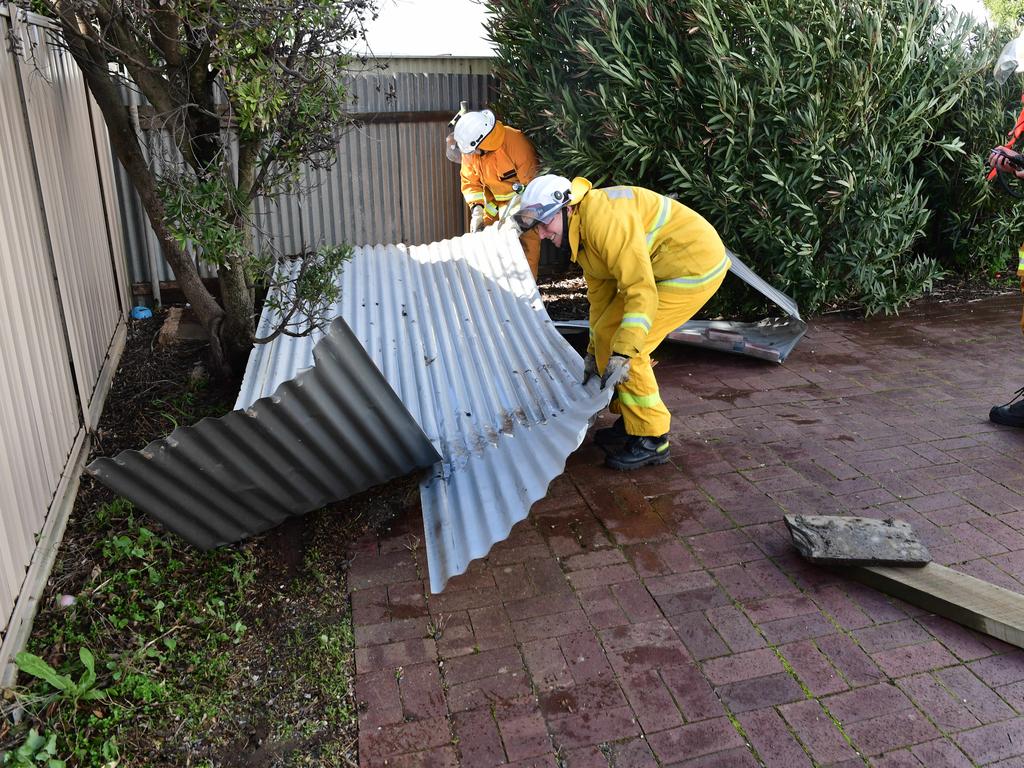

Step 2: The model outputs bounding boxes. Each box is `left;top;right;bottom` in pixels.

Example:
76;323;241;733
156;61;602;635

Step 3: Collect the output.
516;174;730;470
453;110;542;278
988;145;1024;427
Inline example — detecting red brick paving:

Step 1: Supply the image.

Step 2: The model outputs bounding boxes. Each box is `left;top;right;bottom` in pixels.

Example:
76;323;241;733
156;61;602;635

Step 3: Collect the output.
351;295;1024;766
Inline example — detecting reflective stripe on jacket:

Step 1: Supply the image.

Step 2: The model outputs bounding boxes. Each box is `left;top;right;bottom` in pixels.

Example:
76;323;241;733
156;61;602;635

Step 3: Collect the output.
567;178;728;357
459;126;538;220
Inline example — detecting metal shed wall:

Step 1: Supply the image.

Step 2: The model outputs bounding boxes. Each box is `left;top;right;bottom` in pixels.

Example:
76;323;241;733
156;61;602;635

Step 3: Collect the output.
367;56;496;75
117;67;496;297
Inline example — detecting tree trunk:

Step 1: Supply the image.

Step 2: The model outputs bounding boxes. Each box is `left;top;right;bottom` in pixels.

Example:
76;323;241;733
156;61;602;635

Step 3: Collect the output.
215;141;262;374
59;29;237;376
218;251;255;374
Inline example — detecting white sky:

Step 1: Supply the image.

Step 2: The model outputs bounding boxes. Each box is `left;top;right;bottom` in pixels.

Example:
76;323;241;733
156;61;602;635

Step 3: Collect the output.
361;0;495;57
946;0;991;22
360;0;991;58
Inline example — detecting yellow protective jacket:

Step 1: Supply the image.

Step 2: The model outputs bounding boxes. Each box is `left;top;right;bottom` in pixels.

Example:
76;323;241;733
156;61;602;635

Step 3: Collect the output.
567;178;729;358
460;123;539;221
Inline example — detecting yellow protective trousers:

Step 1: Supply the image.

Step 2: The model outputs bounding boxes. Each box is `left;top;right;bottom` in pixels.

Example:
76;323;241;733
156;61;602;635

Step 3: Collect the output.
592;266;729;437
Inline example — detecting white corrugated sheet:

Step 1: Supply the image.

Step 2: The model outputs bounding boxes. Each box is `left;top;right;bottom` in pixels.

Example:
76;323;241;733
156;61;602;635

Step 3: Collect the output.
239;229;615;592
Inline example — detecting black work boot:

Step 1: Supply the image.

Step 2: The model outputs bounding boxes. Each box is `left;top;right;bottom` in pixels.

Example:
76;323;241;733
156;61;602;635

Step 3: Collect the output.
990;387;1024;428
604;435;671;471
593;417;627;452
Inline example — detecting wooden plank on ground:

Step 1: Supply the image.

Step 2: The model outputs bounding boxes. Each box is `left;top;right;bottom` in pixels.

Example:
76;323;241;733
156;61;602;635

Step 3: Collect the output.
850;563;1024;649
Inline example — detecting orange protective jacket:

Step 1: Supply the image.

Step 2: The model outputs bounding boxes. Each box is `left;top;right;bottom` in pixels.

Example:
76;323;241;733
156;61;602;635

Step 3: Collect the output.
460;123;539;221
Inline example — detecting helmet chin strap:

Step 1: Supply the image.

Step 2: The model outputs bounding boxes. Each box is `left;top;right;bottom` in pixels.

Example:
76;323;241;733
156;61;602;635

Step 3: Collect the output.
557;206;570;257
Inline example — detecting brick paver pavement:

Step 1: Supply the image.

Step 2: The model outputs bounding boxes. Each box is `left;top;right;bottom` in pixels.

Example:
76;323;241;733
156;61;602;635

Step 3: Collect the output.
351;294;1024;767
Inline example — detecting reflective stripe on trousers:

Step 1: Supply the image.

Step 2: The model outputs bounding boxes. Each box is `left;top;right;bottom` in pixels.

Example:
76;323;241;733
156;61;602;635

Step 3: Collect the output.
592;261;729;436
656;252;731;290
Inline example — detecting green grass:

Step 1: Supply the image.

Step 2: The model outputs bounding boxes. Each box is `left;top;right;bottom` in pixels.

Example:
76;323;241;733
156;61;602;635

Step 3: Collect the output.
6;498;253;766
5;496;365;767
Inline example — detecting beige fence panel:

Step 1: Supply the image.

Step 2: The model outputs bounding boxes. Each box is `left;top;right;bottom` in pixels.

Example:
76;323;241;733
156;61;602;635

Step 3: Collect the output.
0;8;83;645
0;5;128;678
90;96;133;319
14;14;124;423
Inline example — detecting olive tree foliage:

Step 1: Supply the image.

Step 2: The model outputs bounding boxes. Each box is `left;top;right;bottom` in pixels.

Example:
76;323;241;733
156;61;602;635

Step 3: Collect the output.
33;0;378;376
488;0;1024;315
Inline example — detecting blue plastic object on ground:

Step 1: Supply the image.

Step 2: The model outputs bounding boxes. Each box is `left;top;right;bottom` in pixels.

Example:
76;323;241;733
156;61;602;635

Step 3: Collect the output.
131;306;153;320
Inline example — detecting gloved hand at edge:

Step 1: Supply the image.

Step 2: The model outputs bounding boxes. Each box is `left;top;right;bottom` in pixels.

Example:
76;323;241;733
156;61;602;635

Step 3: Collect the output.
469;205;485;233
990;147;1024;179
601;354;631;389
495;213;522;235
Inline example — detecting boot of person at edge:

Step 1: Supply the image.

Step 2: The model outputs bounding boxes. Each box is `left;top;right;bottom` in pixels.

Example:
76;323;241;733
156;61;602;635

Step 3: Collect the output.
990;387;1024;427
604;434;671;471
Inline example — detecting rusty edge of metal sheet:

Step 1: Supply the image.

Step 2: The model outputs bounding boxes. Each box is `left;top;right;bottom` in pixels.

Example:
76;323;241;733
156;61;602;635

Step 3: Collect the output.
239;228;617;592
555;250;807;364
88;318;441;548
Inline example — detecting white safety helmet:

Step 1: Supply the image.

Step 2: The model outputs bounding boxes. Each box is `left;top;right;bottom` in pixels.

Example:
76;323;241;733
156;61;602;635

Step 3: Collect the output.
454;109;497;154
514;174;572;231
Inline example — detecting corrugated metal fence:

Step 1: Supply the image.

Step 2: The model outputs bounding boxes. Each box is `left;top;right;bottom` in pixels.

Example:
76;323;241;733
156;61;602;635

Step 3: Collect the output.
0;5;128;677
119;65;496;302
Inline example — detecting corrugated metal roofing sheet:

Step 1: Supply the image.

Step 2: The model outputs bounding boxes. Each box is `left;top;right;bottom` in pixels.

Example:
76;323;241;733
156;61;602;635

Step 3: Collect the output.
91;230;804;591
88;320;441;547
239;228;617;591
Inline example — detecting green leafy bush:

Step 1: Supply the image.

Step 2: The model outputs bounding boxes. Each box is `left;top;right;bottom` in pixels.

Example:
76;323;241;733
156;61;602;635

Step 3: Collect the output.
489;0;1024;314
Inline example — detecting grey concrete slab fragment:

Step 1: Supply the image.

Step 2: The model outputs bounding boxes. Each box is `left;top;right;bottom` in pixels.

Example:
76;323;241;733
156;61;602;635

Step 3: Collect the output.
785;514;931;566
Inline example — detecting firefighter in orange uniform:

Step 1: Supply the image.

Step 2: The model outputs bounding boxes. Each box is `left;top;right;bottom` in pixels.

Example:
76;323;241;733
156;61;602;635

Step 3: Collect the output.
453;109;542;278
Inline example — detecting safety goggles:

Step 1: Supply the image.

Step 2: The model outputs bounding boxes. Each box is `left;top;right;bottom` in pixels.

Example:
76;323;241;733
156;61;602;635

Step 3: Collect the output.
512;201;564;231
